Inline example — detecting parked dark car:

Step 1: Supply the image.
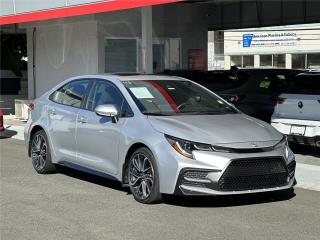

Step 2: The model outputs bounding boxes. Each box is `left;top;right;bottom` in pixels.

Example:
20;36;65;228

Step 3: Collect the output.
163;68;304;122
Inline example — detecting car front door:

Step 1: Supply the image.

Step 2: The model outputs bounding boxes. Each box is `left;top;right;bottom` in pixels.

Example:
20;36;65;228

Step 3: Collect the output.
75;79;133;175
47;79;91;163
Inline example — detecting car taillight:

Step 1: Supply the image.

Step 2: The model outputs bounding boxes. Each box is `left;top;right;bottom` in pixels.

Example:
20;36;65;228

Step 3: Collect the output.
230;95;241;103
0;110;4;132
276;97;286;104
27;103;34;111
223;95;245;104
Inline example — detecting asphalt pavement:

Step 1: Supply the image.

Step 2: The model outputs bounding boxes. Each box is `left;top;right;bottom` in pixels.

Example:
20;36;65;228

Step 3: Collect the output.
1;138;320;240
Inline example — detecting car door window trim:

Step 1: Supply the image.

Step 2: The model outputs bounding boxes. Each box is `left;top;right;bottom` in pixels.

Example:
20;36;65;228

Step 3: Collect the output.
83;79;134;118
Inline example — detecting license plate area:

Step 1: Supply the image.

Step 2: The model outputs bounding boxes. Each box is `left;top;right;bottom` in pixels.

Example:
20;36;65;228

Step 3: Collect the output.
290;125;306;136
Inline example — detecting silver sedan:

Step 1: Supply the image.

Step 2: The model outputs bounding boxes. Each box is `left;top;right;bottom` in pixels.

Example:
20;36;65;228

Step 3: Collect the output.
25;74;296;204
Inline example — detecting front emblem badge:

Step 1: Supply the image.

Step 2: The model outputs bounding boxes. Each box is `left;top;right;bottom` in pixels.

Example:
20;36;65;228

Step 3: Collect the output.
298;101;303;109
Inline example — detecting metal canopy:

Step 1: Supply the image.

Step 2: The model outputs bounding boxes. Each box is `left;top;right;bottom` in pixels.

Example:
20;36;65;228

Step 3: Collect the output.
0;0;182;25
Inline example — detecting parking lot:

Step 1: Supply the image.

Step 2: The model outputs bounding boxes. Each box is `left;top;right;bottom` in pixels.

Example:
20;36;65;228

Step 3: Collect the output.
1;137;320;240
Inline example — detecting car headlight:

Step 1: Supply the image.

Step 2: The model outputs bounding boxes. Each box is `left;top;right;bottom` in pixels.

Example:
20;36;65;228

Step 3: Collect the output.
286;147;295;162
165;135;212;159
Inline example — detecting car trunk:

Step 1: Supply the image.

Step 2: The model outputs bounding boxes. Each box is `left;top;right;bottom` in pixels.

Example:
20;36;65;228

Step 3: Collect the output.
274;74;320;121
275;93;320;120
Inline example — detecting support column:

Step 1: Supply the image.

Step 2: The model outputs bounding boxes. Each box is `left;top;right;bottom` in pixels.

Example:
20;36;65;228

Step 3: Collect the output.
254;55;260;68
285;53;292;69
26;27;35;99
224;56;231;70
141;6;153;74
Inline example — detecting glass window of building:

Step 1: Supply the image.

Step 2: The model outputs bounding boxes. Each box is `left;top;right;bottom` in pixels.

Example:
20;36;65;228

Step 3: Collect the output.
230;56;242;67
243;55;254;68
273;54;285;68
260;55;272;67
105;38;138;73
307;53;320;69
292;54;306;69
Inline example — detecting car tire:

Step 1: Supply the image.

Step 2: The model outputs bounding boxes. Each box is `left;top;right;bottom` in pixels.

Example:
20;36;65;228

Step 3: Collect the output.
128;147;162;204
31;130;57;174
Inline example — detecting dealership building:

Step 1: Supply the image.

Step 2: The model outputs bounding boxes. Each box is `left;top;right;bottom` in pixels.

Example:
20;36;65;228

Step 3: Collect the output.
222;23;320;69
1;0;320;114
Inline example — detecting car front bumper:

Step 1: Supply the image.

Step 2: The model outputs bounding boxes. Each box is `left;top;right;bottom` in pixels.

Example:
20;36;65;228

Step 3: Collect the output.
174;163;296;196
155;140;296;195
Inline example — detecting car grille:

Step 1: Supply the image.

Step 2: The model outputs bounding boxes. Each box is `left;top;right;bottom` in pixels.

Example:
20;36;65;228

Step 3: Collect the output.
218;157;288;191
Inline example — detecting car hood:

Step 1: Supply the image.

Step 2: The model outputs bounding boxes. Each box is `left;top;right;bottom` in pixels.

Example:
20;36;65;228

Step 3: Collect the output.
147;113;283;147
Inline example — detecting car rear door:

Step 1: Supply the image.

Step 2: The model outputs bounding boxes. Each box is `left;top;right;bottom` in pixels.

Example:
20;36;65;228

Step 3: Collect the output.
75;79;133;175
274;75;320;120
47;79;91;163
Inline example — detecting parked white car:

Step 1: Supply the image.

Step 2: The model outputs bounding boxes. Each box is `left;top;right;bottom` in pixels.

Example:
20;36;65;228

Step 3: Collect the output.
271;73;320;147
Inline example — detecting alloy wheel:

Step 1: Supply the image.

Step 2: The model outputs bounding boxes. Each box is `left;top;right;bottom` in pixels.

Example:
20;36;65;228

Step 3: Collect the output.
129;153;155;201
31;133;47;171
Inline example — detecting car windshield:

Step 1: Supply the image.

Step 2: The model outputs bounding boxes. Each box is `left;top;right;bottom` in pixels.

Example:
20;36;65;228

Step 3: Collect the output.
123;80;237;115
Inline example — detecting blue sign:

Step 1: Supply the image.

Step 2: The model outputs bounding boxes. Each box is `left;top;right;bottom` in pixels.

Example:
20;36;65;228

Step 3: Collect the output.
243;34;253;48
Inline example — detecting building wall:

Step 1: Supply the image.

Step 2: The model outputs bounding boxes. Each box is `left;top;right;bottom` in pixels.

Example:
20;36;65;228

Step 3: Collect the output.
21;5;208;98
21;4;208;98
24;17;99;97
96;8;142;73
153;4;208;69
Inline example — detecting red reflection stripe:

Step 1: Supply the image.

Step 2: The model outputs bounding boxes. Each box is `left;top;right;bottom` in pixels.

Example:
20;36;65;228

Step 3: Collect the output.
144;80;180;113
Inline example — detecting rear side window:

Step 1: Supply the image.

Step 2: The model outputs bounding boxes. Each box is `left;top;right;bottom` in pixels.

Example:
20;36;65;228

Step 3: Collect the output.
49;79;90;108
286;75;320;95
200;72;247;91
259;74;288;92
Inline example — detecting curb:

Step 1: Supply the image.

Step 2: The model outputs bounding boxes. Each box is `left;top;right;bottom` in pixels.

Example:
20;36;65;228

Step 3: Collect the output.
295;163;320;191
2;125;25;141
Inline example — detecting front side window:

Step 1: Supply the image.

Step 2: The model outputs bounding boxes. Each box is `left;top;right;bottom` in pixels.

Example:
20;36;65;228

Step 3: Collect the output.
50;79;90;108
86;80;133;117
123;80;237;116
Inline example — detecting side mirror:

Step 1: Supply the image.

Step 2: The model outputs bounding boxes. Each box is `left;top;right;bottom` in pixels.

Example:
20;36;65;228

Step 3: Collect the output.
94;104;119;123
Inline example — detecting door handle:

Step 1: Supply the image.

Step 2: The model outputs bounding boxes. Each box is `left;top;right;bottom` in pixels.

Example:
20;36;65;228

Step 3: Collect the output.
78;116;87;124
48;109;56;115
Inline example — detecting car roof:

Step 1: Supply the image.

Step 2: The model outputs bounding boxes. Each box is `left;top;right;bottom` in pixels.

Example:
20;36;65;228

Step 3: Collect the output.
106;74;186;81
296;72;320;77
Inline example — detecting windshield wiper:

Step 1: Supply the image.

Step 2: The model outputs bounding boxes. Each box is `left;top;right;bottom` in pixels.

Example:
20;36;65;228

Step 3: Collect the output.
143;112;174;116
181;111;223;115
